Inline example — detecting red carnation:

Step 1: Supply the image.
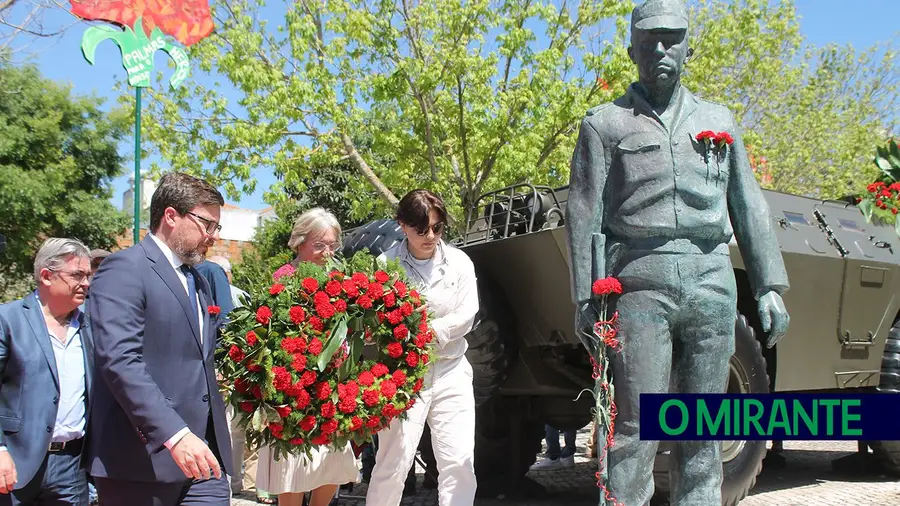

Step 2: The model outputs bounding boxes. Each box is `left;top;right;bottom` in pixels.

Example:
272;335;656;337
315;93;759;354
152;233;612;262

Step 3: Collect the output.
383;292;397;308
247;364;262;373
316;302;336;319
295;389;311;410
363;388;380;407
302;277;320;293
350;416;364;431
358;371;375;386
313;291;330;305
246;331;259;346
392;370;408;385
228;345;245;362
295;337;308;354
366;417;381;429
272;366;291;391
308;317;325;332
207;305;221;315
367;283;384;299
301;370;317;387
344;380;359;397
291;354;307;372
325;280;342;297
274;405;292;418
387;310;403;325
371;363;389;377
592;277;623;296
382;404;398;418
234;378;250;393
339;396;357;414
695;130;716;143
311;434;330;445
715;131;735;146
406;352;420;367
342;279;360;297
268;423;284;439
315;382;332;401
374;270;390;283
320;419;338;434
357;295;373;309
281;337;298;353
422;353;430;365
256;306;273;325
380;379;397;398
284;381;304;397
351;272;369;289
269;283;285;295
308;338;324;356
415;334;427;349
290;437;304;445
333;299;347;313
385;342;403;359
289;306;306;324
393;325;409;341
413;378;424;393
393;280;408;298
410;289;421;302
239;402;254;413
321;401;336;419
300;415;316;431
251;385;262;398
400;302;414;317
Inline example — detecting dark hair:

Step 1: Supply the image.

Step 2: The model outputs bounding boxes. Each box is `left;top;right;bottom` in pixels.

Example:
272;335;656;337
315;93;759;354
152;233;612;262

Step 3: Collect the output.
149;172;225;232
396;189;447;234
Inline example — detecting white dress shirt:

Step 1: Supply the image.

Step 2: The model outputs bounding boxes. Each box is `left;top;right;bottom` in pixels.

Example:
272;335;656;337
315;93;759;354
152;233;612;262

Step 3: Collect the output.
147;233;203;450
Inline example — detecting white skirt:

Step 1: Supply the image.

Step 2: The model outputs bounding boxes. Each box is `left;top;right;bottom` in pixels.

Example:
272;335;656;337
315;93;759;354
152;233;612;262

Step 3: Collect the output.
256;442;360;495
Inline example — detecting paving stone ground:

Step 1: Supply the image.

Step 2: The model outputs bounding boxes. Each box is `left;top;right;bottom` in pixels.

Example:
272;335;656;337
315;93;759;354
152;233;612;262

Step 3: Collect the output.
231;428;900;505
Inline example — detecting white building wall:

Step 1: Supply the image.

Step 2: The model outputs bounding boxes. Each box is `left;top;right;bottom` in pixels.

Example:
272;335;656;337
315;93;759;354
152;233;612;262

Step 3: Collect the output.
219;208;260;241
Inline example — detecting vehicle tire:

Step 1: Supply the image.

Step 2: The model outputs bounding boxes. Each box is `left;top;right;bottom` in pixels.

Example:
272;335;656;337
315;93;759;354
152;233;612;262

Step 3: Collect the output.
473;397;545;498
869;318;900;476
653;313;768;506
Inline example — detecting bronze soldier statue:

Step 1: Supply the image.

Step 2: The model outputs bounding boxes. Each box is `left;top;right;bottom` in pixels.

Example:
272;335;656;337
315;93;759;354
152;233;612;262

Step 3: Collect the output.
565;0;791;504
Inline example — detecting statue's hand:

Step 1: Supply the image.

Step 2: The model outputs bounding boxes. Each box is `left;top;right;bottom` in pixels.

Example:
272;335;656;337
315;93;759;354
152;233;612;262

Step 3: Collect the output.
758;290;790;349
575;301;600;357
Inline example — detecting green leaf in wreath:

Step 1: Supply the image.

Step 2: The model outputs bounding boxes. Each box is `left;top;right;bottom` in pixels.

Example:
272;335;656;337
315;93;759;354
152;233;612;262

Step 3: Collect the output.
251;406;266;432
859;199;874;222
318;315;349;372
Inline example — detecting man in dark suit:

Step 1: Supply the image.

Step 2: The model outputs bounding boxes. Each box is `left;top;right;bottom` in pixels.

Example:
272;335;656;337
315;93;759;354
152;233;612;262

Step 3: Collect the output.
88;172;233;505
0;237;95;505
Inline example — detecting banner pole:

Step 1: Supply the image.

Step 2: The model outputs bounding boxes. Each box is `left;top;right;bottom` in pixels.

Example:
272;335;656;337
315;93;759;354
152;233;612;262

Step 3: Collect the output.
133;86;142;244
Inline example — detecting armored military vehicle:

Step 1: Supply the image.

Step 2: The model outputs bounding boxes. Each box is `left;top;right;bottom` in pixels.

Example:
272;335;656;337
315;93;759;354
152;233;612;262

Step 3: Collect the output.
342;183;900;504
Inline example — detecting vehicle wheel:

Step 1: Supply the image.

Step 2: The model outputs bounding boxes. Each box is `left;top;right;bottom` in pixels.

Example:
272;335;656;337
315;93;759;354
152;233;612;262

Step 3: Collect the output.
653;313;768;506
869;318;900;476
473;397;545;498
466;274;515;407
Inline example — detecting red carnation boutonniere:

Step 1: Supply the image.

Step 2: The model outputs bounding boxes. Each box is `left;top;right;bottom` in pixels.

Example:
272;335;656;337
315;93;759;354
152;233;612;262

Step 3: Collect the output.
208;305;221;316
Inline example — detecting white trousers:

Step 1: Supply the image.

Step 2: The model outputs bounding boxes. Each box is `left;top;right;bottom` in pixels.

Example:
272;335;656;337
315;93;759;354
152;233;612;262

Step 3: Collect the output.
225;404;246;492
366;356;477;506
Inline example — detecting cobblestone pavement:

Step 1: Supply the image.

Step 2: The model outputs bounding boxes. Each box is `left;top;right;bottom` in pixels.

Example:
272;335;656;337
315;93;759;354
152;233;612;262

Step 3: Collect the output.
232;428;900;505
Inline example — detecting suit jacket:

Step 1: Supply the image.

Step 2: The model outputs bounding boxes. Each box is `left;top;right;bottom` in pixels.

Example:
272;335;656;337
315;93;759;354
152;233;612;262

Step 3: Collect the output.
87;237;233;483
0;292;94;488
566;83;789;304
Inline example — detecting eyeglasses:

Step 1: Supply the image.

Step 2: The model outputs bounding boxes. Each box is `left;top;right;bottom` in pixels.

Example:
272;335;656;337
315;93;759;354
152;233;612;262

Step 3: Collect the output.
311;241;339;253
186;211;222;235
53;270;92;285
416;223;445;236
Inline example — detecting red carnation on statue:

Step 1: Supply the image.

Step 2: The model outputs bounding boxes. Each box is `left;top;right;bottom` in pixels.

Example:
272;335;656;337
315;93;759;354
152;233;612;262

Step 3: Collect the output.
592;277;623;296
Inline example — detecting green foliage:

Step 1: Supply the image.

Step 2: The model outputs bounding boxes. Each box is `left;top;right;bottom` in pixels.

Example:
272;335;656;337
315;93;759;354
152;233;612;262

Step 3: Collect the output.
138;0;897;223
0;62;131;301
857;139;900;235
138;0;634;230
685;0;898;199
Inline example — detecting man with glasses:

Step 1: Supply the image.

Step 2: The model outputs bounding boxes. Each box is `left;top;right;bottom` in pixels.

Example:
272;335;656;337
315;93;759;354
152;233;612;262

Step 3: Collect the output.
0;238;95;505
88;172;234;505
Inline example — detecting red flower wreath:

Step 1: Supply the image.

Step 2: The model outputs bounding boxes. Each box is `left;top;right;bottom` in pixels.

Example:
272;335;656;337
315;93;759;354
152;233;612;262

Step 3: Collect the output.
216;251;434;459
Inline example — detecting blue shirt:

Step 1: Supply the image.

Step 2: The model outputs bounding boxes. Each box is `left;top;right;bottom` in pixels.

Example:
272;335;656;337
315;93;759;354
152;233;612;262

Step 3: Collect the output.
49;311;86;442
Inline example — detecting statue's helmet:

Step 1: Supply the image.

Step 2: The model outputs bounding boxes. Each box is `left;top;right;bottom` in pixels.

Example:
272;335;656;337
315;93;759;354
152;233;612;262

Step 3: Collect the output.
631;0;689;32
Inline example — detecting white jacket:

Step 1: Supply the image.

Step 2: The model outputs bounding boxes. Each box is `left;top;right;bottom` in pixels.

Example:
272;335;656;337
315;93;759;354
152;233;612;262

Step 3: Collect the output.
378;239;479;361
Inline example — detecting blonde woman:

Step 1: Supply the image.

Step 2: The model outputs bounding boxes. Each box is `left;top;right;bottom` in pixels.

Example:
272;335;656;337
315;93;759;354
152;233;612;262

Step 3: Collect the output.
256;208;359;506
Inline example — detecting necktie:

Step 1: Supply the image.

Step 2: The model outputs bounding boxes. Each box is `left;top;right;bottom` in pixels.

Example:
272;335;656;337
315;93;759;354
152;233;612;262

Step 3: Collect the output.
181;265;199;327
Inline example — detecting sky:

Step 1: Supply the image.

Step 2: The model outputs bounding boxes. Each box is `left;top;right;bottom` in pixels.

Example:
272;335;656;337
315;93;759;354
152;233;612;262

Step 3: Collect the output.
9;0;900;212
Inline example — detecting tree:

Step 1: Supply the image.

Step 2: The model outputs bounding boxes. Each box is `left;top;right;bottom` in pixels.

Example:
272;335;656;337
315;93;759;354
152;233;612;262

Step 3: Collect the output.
0;62;130;301
138;0;634;230
139;0;898;223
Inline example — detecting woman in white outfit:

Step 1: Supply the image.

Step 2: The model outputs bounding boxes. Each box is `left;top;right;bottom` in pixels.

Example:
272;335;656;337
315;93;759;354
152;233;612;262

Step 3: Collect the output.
366;189;479;506
256;208;360;506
